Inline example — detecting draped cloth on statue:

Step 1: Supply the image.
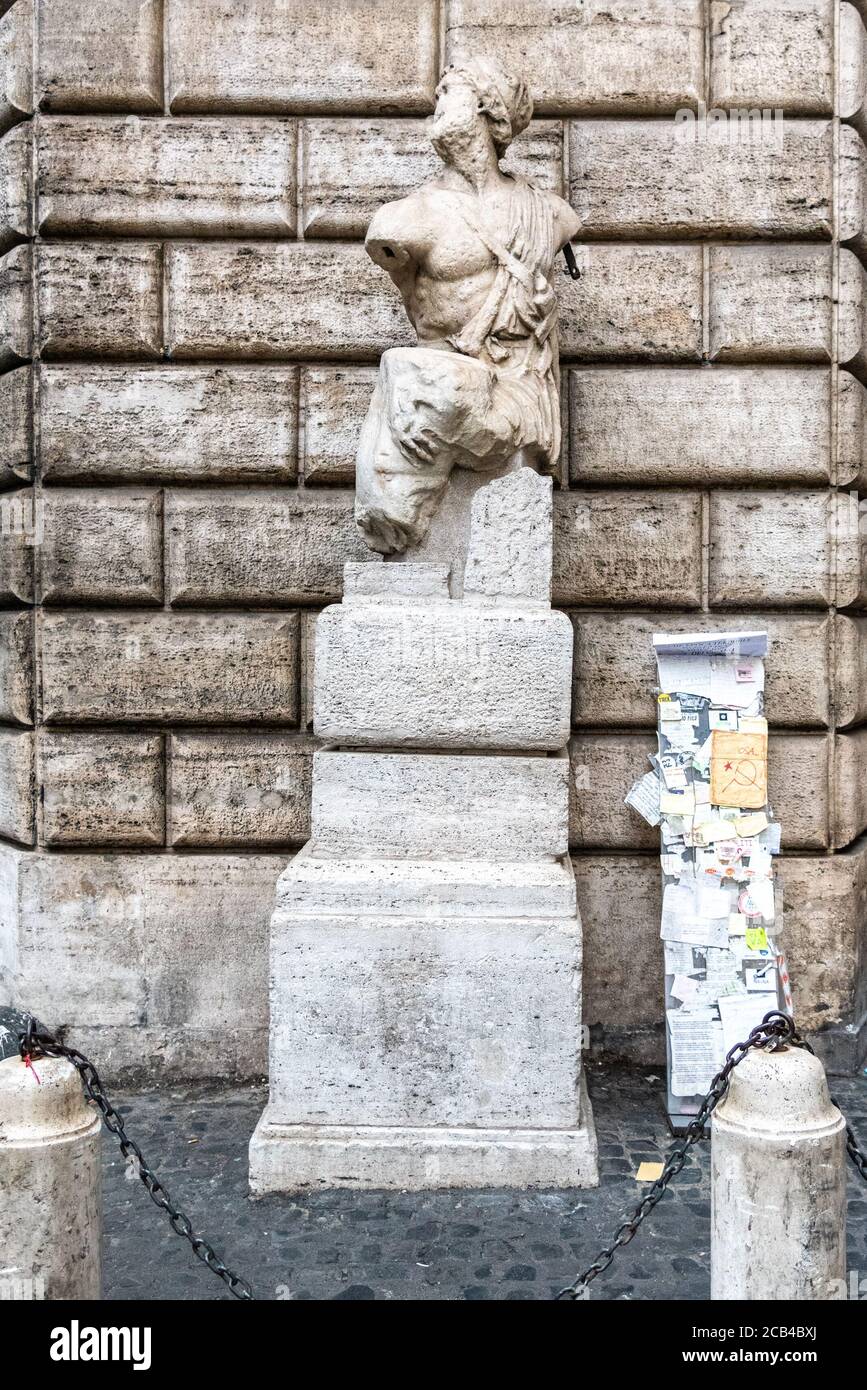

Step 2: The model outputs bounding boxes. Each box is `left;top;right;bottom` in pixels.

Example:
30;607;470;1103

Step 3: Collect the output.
355;178;562;555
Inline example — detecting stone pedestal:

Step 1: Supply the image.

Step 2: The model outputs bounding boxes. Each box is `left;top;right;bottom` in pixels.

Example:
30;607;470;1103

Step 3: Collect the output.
250;469;598;1192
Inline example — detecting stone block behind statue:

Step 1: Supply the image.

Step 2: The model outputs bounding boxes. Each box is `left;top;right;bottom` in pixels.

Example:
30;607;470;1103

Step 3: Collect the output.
249;58;598;1194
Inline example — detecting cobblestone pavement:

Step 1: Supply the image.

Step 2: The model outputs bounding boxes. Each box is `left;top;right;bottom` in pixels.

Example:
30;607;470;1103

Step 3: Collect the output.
103;1065;867;1302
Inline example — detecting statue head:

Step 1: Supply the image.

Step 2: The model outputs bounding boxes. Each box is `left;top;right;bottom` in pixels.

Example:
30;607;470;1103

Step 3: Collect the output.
431;57;533;162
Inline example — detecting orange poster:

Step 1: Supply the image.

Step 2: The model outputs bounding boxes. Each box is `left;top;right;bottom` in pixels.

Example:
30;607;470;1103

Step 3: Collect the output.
709;729;768;809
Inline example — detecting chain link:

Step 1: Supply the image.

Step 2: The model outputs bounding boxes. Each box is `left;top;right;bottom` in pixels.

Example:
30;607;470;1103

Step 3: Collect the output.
17;1016;255;1302
555;1009;867;1301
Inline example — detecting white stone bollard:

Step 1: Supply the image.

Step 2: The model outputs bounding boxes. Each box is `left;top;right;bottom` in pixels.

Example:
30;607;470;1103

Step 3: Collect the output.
0;1053;102;1300
711;1045;846;1300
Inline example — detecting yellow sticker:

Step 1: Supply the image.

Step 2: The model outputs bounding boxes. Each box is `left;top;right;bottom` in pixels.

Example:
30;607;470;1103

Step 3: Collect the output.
636;1162;665;1182
745;926;768;952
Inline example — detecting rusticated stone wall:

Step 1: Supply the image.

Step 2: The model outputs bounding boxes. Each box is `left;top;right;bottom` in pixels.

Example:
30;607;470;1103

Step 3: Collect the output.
0;0;866;1078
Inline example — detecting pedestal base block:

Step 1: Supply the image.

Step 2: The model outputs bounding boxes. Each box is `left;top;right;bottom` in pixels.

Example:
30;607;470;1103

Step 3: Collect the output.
249;1075;598;1193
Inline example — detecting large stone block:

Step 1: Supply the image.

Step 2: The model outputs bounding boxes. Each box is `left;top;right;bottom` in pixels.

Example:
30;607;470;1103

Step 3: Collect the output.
299;366;374;484
37;116;297;237
314;599;573;750
0;490;32;601
558;245;703;361
0;366;30;483
708;490;860;608
166;0;438;114
464;468;552;605
300;117;562;238
165;242;409;360
444;0;704;114
840;124;867;258
0;244;31;368
840;250;867;379
165;488;371;607
0;124;31;252
568;119;833;239
574;853;663;1035
571;611;835;728
40;731;164;847
39;364;299;483
41;612;299;724
708;245;834;362
0;610;31;724
833;729;867;848
266;907;583;1128
768;733;831;850
841;3;867;142
311;749;569;860
0;728;32;844
553;490;702;607
40;488;163;606
709;0;834;112
781;843;867;1033
36;242;162;358
835;615;867;727
0;846;283;1082
569;366;836;486
36;0;163;112
168;732;313;847
0;0;33;135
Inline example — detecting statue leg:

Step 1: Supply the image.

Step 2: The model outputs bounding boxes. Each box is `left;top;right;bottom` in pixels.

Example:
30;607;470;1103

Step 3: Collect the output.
355;347;527;555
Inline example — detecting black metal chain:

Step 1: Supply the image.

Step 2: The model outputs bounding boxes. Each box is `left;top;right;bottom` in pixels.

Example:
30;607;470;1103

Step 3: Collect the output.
16;1016;255;1302
556;1009;867;1301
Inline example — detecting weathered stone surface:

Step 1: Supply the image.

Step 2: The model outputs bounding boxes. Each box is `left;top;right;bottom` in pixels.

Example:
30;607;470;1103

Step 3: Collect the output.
299;366;374;484
0;491;32;601
709;0;834;111
1;846;284;1080
37;117;297;237
833;729;867;848
36;242;162;358
168;732;313;847
569;730;828;852
41;613;299;724
301;117;562;238
39;364;298;483
40;489;163;606
165;243;408;360
344;562;445;601
840;3;867;141
267;906;582;1127
0;0;33;134
314;600;573;750
574;853;663;1032
0;244;31;368
708;245;834;362
41;731;164;846
835;615;867;727
166;489;371;607
0;611;31;724
36;0;163;112
554;490;702;607
569;367;835;485
558;245;703;360
708;490;859;608
0;728;32;844
0;124;31;251
444;0;704;114
569;119;833;238
167;0;438;113
0;366;30;483
571;612;835;729
840;124;867;258
840;250;867;379
781;844;867;1031
838;371;867;489
311;749;569;860
464;469;552;605
277;850;577;919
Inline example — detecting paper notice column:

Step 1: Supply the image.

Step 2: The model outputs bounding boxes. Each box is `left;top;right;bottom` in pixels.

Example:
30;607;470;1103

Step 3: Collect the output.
644;631;790;1131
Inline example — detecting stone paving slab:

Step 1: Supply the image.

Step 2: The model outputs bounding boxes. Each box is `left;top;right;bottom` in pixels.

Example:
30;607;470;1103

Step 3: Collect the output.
103;1066;867;1302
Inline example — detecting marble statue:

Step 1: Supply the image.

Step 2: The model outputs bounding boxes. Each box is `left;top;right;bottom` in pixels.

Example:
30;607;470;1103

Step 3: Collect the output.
355;56;581;554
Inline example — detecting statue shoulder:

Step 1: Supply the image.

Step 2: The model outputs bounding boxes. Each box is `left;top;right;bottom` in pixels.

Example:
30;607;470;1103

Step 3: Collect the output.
544;190;583;249
366;190;438;268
